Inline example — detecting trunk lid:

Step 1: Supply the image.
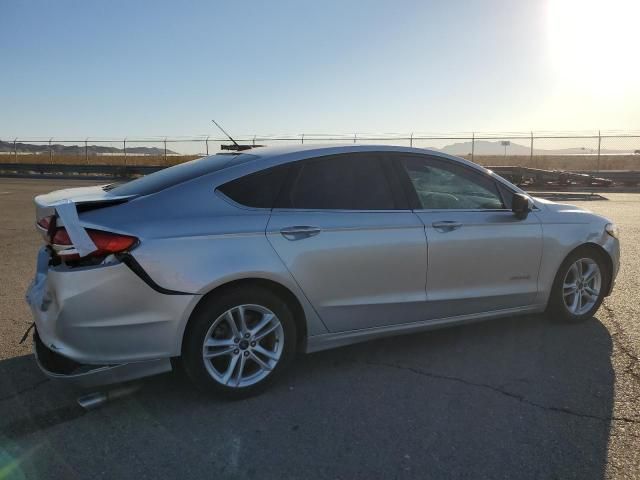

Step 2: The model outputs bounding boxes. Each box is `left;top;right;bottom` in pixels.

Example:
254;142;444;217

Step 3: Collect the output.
34;184;136;222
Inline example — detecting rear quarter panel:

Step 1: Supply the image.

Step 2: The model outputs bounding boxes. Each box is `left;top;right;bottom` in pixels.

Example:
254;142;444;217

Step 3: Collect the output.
78;173;329;352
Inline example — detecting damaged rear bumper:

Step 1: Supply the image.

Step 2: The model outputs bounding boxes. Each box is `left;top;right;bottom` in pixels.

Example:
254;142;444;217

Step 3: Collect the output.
26;246;200;388
33;329;172;389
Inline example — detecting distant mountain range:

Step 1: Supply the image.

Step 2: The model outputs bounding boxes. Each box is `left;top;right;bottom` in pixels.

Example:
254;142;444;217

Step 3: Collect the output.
0;140;177;156
439;140;625;156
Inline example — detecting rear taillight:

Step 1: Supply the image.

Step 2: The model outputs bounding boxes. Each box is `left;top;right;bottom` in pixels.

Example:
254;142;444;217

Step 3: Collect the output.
51;227;72;247
38;214;137;260
86;230;138;257
51;227;137;260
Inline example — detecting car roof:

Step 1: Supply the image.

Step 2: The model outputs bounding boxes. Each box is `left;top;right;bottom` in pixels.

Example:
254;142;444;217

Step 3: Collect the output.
245;143;442;161
241;143;491;175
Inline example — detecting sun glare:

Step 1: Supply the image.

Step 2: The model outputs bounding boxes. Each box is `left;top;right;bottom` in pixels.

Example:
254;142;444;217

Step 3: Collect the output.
547;0;640;95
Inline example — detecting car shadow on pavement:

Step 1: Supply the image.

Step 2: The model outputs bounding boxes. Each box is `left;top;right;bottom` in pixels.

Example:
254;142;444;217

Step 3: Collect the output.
0;314;615;479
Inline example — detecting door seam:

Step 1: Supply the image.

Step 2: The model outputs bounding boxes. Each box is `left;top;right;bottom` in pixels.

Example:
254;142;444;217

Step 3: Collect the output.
411;210;430;299
264;212;331;333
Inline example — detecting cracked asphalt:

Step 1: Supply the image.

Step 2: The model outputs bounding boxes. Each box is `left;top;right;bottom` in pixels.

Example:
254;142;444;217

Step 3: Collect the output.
0;178;638;479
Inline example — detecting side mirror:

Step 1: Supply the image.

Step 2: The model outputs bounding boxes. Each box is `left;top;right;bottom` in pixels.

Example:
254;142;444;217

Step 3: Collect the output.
512;193;531;219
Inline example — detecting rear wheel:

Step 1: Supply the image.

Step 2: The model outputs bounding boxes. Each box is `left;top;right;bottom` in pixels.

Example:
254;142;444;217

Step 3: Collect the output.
182;286;297;398
547;247;609;322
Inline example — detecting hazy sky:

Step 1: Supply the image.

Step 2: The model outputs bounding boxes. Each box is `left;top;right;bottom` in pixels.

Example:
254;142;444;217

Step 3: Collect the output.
1;0;638;138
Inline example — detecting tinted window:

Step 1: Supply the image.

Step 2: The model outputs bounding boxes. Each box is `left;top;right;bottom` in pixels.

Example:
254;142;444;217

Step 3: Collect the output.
401;156;504;210
280;154;396;210
108;153;257;197
218;166;288;208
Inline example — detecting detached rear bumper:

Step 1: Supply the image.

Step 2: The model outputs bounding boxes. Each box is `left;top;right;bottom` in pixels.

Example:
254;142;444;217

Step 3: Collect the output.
33;329;172;389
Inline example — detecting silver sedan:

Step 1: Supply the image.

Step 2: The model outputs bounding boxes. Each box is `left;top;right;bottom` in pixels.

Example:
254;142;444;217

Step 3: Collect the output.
26;145;620;397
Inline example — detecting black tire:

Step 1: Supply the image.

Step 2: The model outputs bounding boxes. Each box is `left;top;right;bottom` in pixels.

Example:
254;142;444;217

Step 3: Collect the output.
546;246;609;323
182;285;297;399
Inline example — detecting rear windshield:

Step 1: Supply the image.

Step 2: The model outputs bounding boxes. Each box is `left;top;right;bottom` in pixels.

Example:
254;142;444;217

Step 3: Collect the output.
107;153;258;197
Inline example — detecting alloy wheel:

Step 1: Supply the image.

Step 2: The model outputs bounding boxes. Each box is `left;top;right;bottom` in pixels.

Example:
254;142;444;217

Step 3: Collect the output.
202;304;284;388
562;258;602;316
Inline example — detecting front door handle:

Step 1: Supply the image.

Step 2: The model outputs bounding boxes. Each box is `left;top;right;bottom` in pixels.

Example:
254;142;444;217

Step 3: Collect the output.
280;226;321;241
432;221;463;232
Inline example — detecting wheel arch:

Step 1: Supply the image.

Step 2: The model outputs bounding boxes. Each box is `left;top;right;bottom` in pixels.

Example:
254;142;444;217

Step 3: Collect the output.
556;242;614;297
179;277;309;356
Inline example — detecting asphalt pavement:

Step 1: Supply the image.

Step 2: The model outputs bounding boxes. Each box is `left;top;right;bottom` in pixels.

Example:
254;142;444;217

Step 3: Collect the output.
0;178;638;479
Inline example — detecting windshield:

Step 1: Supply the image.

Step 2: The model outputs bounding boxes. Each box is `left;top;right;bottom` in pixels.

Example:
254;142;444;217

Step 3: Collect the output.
106;153;258;197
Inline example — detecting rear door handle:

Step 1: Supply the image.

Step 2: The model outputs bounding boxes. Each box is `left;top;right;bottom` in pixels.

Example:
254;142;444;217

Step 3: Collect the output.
280;226;321;241
432;221;463;232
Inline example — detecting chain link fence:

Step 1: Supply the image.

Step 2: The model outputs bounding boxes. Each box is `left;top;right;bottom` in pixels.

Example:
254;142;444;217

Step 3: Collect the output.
1;131;639;171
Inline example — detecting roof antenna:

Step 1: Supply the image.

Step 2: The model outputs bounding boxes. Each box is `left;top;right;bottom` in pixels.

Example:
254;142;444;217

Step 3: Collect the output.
211;120;259;151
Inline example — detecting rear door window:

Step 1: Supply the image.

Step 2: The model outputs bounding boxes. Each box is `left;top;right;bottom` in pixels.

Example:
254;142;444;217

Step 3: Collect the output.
278;154;397;210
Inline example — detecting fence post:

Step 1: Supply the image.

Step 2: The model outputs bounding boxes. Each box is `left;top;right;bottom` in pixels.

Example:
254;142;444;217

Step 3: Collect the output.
13;138;17;162
205;136;209;155
49;138;53;164
353;133;357;144
471;133;475;162
301;133;304;145
85;138;89;164
597;130;601;172
410;132;413;147
253;135;256;146
164;138;167;164
123;138;127;168
530;131;534;168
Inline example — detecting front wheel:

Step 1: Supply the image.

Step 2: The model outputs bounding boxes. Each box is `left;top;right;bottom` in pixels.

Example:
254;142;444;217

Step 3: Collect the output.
547;247;609;322
182;286;297;398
